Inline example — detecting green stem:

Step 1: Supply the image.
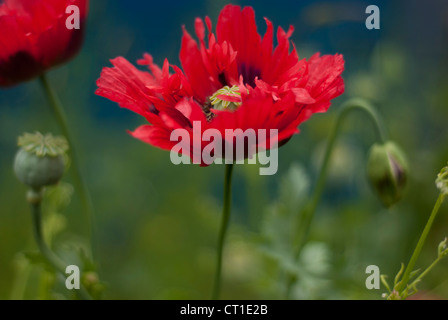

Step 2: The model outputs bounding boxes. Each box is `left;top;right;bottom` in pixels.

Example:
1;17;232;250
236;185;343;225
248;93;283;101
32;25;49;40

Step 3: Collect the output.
39;73;95;257
408;255;443;293
397;193;445;294
211;164;234;300
285;98;387;299
31;197;92;300
296;98;386;255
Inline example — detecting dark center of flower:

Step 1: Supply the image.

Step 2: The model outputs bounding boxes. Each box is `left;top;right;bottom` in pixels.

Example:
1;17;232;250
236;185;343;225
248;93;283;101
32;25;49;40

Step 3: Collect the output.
238;63;261;87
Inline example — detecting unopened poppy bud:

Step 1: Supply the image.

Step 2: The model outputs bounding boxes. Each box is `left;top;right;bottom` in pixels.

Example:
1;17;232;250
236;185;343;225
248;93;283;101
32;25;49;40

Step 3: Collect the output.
14;132;68;190
82;271;100;290
438;238;448;258
436;164;448;198
366;141;408;207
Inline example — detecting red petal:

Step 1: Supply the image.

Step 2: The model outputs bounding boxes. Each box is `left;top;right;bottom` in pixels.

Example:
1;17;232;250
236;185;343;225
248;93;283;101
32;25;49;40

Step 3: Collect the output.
195;17;206;43
95;57;161;121
130;125;175;151
305;53;345;113
290;88;316;104
180;26;219;102
137;53;163;80
217;5;261;68
0;0;89;86
216;93;242;103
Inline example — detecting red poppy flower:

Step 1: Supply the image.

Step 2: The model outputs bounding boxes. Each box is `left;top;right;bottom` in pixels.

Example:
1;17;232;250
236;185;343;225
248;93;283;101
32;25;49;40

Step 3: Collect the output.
0;0;88;87
96;4;345;164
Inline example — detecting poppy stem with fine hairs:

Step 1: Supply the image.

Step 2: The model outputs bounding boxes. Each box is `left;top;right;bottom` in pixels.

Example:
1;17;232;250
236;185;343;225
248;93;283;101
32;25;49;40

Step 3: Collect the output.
212;163;234;300
39;73;96;258
285;98;388;299
395;193;445;298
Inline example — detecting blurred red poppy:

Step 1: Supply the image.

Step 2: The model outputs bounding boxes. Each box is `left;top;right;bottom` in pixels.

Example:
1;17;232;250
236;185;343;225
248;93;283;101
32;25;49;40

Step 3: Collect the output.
0;0;88;87
96;5;345;164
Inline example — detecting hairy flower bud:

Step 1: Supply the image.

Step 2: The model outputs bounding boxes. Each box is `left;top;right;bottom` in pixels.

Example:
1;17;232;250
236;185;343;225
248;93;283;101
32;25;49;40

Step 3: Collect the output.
438;238;448;258
14;132;68;190
436;164;448;198
366;141;408;207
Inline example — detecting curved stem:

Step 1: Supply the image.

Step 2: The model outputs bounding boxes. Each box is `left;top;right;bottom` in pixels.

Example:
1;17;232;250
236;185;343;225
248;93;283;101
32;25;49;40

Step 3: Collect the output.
408;254;443;292
285;98;387;299
31;199;93;300
211;163;234;300
39;73;95;257
397;193;445;295
295;98;386;256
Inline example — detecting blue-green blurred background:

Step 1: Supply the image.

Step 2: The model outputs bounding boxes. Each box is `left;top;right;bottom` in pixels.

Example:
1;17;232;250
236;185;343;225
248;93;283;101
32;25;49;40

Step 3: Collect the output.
1;0;448;299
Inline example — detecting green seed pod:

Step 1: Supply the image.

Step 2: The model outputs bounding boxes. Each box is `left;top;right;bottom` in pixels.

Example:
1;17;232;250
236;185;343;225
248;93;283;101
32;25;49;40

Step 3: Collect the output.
366;141;408;207
13;132;68;190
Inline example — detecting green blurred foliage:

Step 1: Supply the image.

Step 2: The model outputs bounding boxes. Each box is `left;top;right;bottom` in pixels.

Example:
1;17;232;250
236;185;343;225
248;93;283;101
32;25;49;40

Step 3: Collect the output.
1;1;448;300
